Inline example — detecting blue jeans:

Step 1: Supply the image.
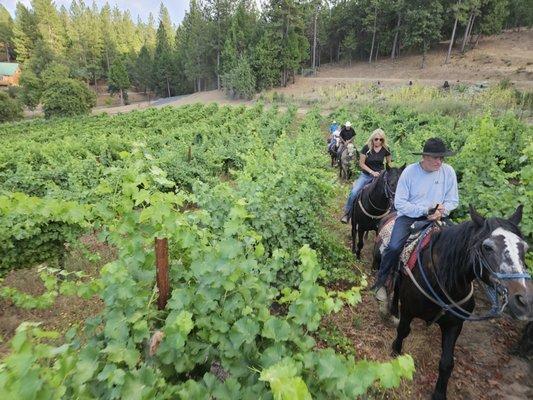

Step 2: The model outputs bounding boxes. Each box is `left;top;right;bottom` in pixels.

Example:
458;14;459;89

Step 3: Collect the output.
344;173;374;215
376;215;426;286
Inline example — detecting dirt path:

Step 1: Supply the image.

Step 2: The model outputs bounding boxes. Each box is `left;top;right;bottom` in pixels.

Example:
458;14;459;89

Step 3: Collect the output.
329;180;532;399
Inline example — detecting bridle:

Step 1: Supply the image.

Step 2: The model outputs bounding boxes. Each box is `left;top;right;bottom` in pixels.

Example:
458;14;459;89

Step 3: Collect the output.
408;223;532;322
358;170;396;219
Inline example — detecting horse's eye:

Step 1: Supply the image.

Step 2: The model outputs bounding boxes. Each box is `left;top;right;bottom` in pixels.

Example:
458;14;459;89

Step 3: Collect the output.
482;243;494;252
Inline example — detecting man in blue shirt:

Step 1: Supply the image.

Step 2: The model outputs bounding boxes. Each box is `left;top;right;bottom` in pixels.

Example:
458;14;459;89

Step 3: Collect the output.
329;120;339;134
372;138;459;299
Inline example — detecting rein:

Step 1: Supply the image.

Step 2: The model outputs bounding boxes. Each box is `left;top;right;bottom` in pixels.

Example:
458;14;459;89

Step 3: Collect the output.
407;222;532;321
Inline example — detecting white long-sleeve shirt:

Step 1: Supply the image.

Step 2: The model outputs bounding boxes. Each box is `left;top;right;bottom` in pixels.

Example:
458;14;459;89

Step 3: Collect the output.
394;162;459;218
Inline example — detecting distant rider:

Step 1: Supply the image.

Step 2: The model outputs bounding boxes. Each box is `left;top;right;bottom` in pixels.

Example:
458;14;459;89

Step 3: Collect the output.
329;120;340;135
371;138;459;300
337;121;355;163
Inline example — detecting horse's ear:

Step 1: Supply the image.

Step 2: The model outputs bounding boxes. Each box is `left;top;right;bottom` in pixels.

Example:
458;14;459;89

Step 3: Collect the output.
508;204;523;226
469;204;485;227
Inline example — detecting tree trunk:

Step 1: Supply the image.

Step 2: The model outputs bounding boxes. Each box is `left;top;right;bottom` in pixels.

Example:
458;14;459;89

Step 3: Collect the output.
5;43;9;62
105;48;110;73
461;13;473;53
120;88;124;105
312;8;318;72
167;77;171;97
337;43;341;62
445;14;459;64
391;13;401;60
466;14;477;46
375;40;379;62
421;42;427;69
473;33;481;48
369;6;378;63
216;50;220;90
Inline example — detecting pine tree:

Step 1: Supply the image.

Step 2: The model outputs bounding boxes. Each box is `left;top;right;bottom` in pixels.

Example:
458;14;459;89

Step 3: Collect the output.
140;13;157;50
32;0;67;58
153;20;173;97
181;0;210;92
108;56;130;105
173;25;194;95
134;45;153;93
263;0;308;86
0;5;14;61
159;4;174;50
67;1;103;84
250;31;280;90
12;3;39;63
205;0;233;89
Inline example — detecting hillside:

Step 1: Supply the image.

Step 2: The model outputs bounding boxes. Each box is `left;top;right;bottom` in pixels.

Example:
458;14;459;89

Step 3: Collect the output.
90;28;532;115
271;28;533;95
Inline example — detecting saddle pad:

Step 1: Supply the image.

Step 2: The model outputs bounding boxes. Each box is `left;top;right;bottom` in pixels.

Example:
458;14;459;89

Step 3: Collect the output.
377;217;436;273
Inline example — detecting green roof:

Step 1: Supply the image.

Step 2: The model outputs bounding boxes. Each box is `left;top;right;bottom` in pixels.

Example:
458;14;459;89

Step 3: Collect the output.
0;63;20;76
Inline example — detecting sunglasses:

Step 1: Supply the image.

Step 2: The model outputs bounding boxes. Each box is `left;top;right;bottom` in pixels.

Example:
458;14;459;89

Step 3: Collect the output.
374;138;384;142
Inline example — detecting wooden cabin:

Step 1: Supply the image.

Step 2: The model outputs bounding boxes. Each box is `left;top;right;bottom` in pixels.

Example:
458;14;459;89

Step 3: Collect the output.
0;63;21;86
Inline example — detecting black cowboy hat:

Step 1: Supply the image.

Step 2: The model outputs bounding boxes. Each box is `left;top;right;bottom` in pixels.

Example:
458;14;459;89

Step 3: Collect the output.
412;138;456;157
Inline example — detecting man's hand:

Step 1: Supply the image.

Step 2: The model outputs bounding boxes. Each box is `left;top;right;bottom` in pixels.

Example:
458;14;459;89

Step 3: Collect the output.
427;209;442;221
370;171;380;178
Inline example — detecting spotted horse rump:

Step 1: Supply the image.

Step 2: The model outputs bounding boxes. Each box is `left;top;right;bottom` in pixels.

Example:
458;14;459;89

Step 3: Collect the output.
376;216;439;273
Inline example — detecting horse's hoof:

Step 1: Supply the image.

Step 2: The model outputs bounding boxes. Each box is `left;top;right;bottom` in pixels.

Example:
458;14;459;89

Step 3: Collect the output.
389;315;400;327
391;348;401;357
431;393;446;400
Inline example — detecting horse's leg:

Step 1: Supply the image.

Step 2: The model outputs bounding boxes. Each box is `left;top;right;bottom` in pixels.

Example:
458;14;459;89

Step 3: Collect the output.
356;228;365;259
432;322;463;400
351;222;357;254
390;273;401;319
391;305;413;356
372;240;381;271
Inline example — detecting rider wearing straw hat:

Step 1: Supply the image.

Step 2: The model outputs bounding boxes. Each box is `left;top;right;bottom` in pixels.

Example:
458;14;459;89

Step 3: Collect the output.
372;138;459;299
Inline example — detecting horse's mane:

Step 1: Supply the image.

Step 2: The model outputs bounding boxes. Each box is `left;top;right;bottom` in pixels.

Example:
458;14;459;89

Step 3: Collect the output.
431;216;522;292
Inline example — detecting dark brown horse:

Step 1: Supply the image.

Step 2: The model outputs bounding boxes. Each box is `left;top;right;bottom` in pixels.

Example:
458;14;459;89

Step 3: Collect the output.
350;165;404;258
373;205;533;400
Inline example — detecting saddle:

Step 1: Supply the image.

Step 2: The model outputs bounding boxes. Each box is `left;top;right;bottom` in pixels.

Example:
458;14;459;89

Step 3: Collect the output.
378;217;440;273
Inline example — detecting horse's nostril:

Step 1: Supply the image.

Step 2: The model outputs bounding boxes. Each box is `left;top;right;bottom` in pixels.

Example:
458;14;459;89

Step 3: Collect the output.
514;294;527;308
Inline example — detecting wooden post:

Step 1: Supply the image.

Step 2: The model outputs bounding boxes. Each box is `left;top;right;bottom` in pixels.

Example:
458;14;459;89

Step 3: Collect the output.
155;238;169;310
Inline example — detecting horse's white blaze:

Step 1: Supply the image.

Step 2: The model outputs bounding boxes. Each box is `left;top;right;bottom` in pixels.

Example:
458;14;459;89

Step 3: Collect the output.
492;227;528;288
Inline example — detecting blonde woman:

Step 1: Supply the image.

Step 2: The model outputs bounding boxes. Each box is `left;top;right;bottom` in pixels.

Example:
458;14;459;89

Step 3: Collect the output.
341;128;392;223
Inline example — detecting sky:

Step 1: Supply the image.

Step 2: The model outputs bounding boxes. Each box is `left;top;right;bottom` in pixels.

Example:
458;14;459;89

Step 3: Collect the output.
3;0;190;25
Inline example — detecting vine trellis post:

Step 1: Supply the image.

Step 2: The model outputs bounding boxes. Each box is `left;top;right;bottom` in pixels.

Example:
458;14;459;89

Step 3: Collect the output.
155;238;170;310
